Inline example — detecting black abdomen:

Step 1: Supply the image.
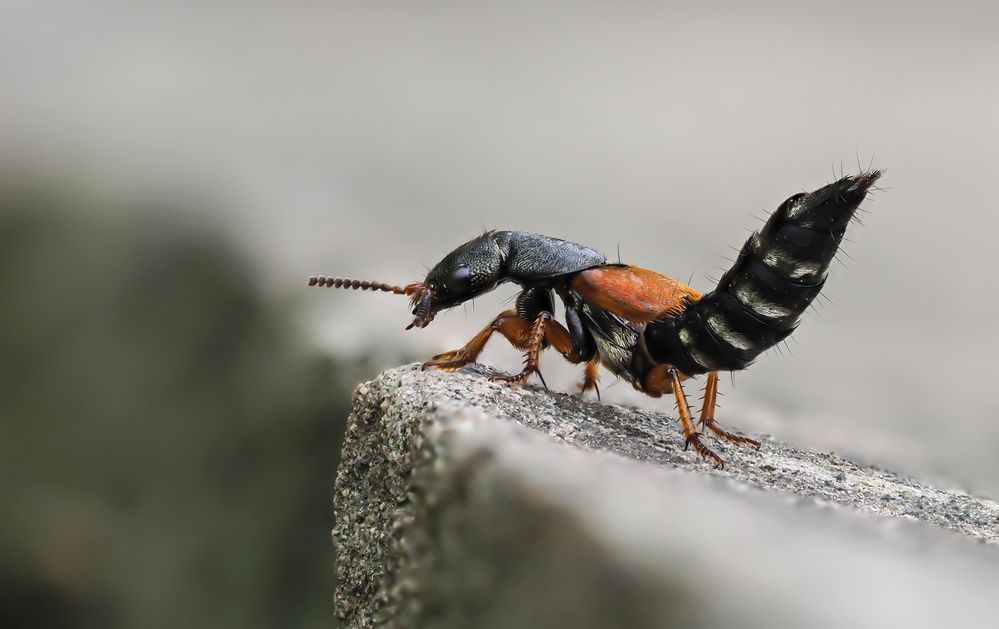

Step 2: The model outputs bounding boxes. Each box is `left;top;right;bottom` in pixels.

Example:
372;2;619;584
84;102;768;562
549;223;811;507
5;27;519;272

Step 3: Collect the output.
646;171;882;375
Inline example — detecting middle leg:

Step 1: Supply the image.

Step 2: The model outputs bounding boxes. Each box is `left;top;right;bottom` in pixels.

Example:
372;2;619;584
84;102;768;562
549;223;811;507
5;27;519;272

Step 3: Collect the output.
579;355;601;398
489;311;551;385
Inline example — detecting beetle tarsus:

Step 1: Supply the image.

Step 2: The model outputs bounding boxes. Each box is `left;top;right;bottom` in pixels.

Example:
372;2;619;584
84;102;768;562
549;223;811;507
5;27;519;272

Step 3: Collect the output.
422;349;480;371
489;368;541;386
685;432;726;469
421;358;472;372
699;419;761;449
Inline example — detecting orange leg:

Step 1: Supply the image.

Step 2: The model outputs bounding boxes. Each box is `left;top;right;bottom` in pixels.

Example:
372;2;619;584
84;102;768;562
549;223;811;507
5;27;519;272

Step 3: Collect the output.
423;310;588;386
422;310;531;370
579;356;601;398
490;311;551;385
698;372;761;449
666;368;725;469
640;364;686;397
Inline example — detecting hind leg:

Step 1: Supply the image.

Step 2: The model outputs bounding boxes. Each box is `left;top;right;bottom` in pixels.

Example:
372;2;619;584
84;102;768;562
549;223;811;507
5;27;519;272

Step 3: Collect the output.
698;371;760;448
665;368;726;468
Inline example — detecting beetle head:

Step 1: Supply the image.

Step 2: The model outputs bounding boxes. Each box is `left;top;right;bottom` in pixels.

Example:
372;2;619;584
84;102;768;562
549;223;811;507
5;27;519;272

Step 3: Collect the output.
410;233;504;328
308;232;504;330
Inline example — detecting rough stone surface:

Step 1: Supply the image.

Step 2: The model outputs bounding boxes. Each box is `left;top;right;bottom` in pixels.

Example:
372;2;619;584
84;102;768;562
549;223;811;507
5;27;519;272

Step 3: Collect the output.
334;364;999;628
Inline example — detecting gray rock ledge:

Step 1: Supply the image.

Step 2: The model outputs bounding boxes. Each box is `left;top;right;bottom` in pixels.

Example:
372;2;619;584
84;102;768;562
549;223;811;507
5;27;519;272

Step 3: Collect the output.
334;364;999;628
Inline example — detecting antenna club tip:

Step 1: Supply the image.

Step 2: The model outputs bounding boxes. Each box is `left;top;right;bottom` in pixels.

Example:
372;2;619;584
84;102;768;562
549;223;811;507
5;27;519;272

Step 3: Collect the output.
308;276;319;286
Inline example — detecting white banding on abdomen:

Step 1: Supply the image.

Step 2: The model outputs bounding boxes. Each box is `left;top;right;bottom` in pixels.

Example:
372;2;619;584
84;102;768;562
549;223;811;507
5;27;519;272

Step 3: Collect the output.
705;313;756;351
759;247;826;281
733;284;796;319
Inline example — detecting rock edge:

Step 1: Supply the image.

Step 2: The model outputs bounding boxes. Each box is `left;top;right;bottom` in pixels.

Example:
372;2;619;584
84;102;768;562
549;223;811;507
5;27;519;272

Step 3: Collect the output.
334;364;999;628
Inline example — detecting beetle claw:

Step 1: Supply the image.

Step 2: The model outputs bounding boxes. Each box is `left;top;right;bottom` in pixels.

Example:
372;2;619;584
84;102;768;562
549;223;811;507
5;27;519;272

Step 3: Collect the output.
489;367;539;386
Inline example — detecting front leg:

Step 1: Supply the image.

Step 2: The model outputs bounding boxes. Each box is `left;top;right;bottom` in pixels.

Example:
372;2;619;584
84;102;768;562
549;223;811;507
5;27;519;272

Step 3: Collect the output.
421;309;528;371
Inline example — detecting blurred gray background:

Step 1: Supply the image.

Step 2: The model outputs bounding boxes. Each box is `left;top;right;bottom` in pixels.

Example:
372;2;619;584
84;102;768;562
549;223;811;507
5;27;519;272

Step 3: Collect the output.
2;1;997;627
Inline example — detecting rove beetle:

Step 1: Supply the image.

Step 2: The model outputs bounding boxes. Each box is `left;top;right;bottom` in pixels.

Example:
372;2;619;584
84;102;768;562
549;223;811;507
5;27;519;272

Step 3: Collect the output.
310;171;882;468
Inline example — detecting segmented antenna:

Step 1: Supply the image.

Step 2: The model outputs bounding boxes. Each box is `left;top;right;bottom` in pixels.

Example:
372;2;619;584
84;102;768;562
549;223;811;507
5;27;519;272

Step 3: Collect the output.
307;275;415;295
309;275;432;329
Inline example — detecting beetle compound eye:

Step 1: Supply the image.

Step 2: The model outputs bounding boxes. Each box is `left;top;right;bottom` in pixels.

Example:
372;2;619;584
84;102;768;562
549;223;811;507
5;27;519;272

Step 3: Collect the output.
446;265;473;295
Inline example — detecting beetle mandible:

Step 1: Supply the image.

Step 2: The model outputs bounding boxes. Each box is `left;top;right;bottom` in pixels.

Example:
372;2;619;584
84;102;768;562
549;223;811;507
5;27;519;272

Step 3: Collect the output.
310;171;882;468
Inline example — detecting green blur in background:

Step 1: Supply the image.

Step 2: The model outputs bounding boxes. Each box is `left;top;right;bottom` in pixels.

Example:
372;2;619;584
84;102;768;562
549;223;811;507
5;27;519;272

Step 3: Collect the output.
0;183;360;628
